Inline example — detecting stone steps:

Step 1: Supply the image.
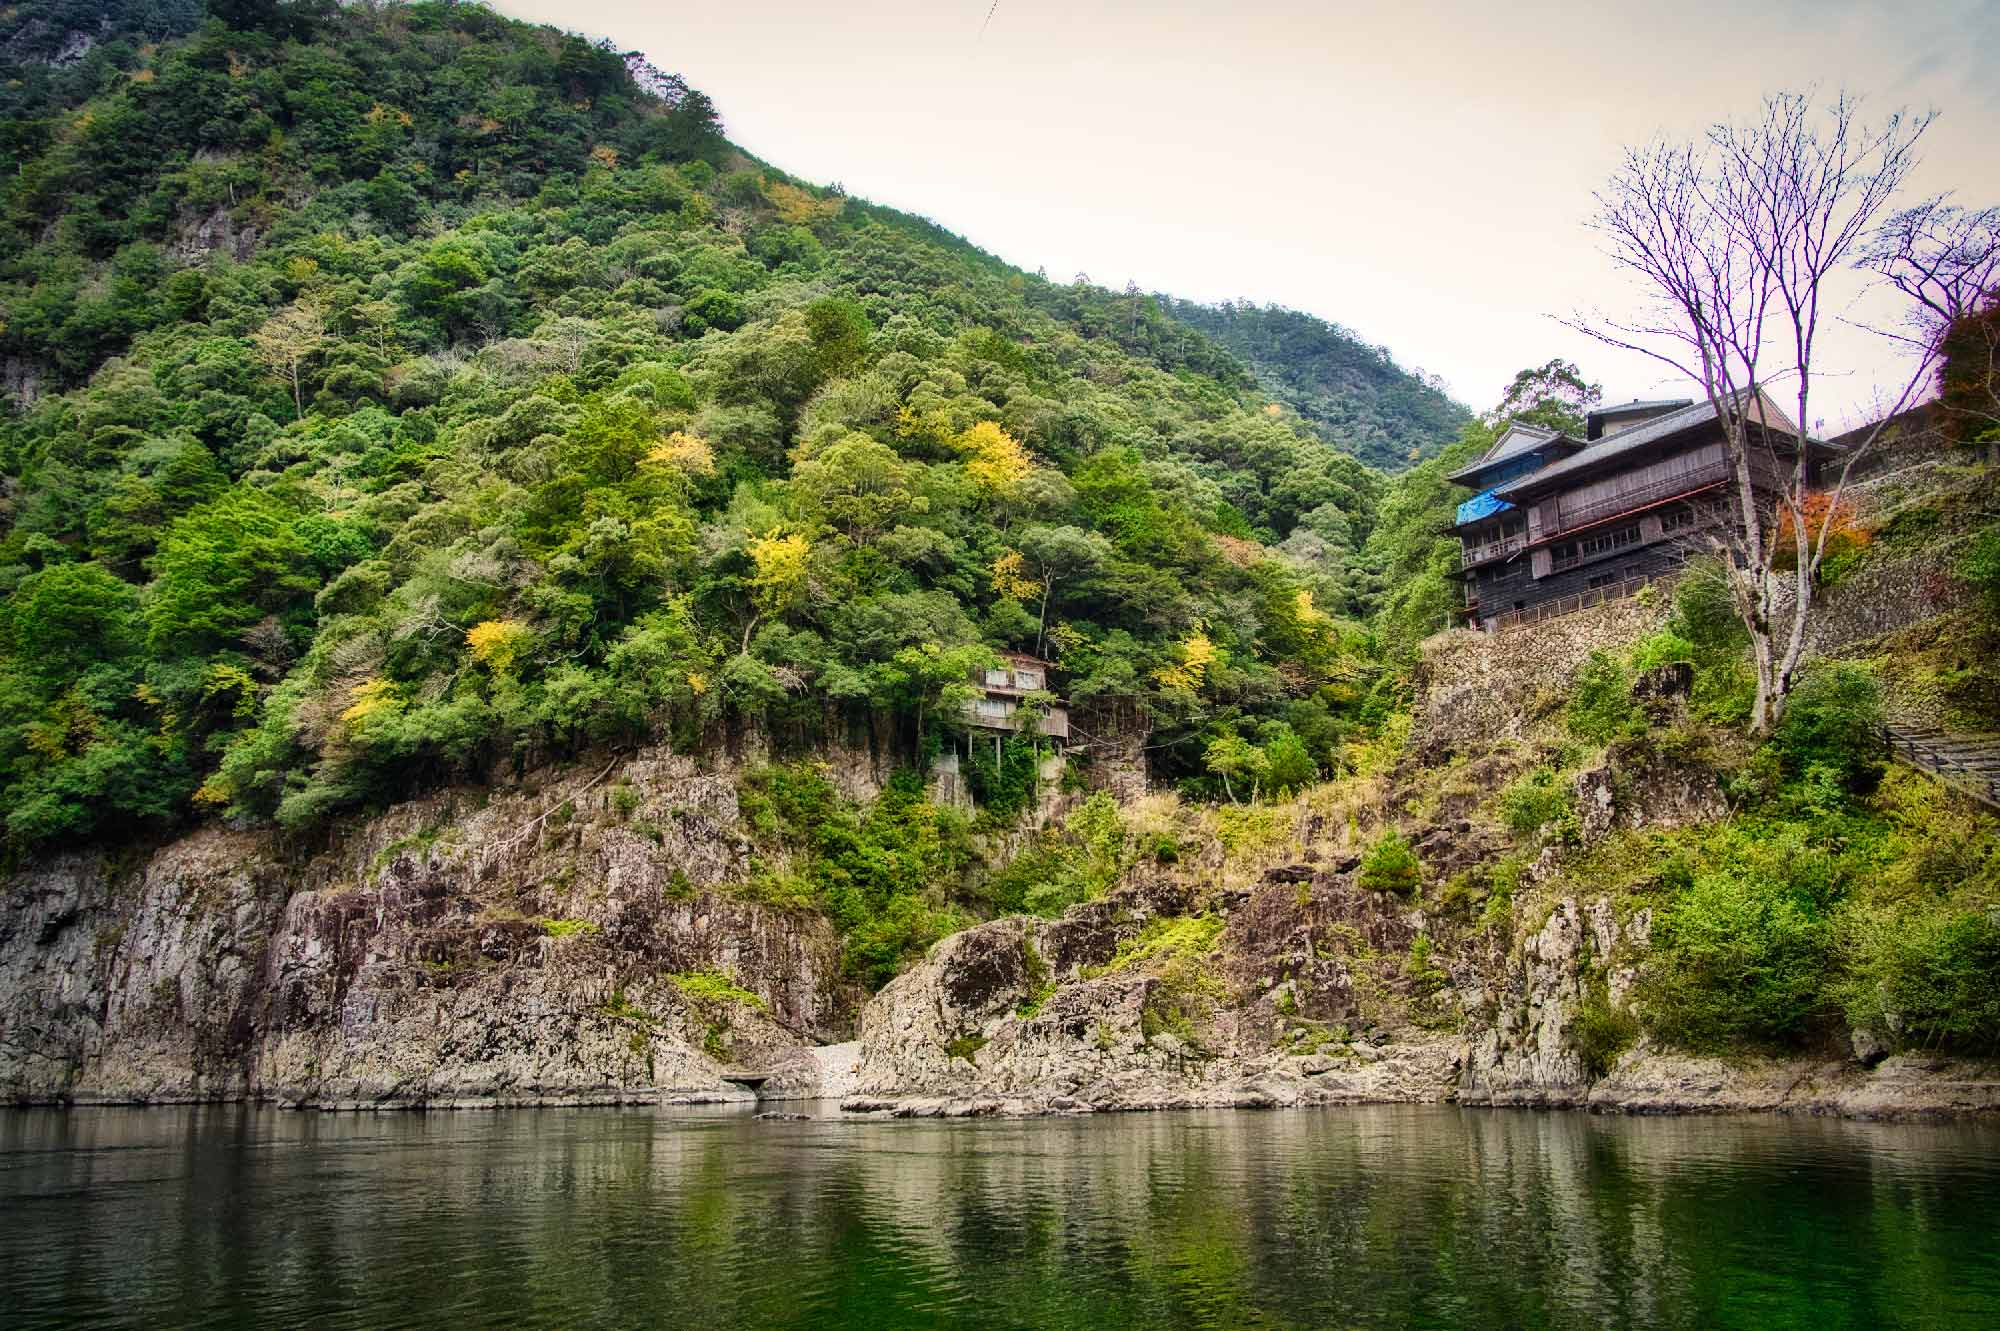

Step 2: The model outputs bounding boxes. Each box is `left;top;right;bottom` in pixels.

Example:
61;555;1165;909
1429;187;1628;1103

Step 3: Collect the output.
1882;724;2000;810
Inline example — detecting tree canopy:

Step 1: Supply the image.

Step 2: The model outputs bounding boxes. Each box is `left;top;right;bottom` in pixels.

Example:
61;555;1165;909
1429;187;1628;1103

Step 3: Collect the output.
0;0;1429;854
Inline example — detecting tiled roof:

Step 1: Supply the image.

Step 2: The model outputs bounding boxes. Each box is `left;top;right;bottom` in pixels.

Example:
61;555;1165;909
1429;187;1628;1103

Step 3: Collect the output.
1494;391;1796;499
1445;423;1564;483
1588;397;1692;420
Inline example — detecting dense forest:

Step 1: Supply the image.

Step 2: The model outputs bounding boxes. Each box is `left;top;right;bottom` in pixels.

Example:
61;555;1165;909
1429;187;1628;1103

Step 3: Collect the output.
1160;298;1469;471
0;0;1479;867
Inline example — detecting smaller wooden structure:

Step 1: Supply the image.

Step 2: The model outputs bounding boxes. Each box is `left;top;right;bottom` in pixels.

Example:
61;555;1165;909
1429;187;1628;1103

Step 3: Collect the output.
964;651;1070;740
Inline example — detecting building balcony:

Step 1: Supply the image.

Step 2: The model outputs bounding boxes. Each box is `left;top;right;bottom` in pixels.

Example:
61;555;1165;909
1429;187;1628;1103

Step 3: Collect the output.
1459;531;1525;570
1535;460;1733;541
965;696;1070;739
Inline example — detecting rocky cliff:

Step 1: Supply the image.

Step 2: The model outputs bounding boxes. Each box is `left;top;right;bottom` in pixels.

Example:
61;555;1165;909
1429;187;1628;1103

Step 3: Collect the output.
1;747;861;1107
842;738;2000;1122
6;606;1997;1120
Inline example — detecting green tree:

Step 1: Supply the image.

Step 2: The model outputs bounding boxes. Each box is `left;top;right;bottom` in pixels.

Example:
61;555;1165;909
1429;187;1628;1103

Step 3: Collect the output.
145;491;315;653
5;563;141;680
1204;731;1267;803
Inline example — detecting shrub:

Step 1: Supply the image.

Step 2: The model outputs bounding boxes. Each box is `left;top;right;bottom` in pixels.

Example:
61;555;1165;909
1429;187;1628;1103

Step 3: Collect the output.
1498;766;1577;844
1638;866;1834;1049
1629;630;1697;671
1840;909;2000;1053
1258;721;1319;796
1572;978;1639;1079
1404;933;1446;992
1088;913;1225;976
979;792;1126;917
736;764;974;987
1670;558;1749;650
964;735;1043;817
944;1033;988;1062
1566;650;1643;742
1775;660;1883;793
669;968;768;1012
1358;829;1421;896
1016;940;1056;1018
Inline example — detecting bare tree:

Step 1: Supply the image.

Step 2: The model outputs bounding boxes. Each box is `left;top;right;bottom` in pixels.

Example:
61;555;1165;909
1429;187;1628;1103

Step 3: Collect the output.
250;298;328;421
1572;91;1994;732
1864;202;2000;459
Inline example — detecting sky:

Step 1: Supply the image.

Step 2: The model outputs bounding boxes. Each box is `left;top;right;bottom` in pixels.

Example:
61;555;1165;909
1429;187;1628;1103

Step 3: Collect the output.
495;0;2000;430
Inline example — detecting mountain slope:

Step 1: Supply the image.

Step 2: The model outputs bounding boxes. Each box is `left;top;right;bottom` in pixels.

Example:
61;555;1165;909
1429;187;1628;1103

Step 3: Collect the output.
1161;298;1470;471
0;1;1398;977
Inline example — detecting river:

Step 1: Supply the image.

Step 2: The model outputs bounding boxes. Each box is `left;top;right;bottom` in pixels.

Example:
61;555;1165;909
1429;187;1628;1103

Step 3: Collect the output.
1;1103;1994;1328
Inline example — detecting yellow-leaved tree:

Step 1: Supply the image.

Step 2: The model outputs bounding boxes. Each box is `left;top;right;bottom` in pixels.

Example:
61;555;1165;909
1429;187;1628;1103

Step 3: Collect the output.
765;180;843;226
990;549;1039;602
466;619;535;675
339;677;402;729
743;529;811;650
646;430;716;478
954;420;1032;502
1154;627;1219;693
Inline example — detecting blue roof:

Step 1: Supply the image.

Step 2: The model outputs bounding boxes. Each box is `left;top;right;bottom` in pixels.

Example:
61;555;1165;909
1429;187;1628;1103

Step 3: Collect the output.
1455;488;1513;526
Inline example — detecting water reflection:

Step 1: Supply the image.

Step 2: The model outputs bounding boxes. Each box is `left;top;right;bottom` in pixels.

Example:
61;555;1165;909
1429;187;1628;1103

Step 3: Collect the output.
1;1104;1992;1329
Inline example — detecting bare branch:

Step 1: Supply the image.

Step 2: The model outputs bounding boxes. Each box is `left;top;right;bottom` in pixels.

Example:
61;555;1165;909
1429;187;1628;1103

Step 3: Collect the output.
1580;89;1957;732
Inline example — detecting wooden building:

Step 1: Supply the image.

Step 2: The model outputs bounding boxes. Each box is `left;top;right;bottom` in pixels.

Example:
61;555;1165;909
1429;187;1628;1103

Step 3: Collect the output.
1451;390;1820;631
964;651;1070;740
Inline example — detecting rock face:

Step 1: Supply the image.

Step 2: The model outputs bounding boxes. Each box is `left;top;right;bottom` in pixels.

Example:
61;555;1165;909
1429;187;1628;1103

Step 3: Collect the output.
5;729;1995;1121
0;748;861;1108
846;865;1467;1117
842;858;2000;1121
838;726;2000;1122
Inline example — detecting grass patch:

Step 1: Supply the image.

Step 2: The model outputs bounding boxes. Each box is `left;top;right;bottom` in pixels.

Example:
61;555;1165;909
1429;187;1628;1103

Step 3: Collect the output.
1498;766;1579;845
668;968;768;1013
1084;913;1225;978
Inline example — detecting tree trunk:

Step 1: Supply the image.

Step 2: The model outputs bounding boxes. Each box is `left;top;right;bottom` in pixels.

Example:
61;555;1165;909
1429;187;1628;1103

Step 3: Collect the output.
1035;579;1053;659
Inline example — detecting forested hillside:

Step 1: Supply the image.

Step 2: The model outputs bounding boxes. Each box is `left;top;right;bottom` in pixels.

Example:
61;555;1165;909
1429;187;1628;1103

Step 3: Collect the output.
0;0;1400;867
1160;298;1470;471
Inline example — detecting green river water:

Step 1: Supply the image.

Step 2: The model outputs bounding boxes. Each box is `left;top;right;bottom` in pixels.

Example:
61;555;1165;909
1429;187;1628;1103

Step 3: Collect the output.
1;1103;1994;1329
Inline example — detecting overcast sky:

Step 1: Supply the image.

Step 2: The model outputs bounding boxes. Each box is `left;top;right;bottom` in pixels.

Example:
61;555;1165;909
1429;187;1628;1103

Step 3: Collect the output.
497;0;1999;429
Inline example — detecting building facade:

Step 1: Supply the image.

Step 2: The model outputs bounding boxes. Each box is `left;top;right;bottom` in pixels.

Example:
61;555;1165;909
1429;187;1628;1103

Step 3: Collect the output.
964;651;1070;740
1451;391;1813;631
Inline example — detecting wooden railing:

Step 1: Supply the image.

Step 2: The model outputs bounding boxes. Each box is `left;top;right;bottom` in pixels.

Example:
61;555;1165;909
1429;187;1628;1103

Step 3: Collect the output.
1537;461;1732;540
1485;575;1655;632
1460;532;1526;569
1880;724;2000;810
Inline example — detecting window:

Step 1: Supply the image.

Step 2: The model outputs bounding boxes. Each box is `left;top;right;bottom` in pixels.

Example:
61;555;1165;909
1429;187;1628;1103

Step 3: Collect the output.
1015;670;1041;689
1661;506;1696;533
1588;571;1622;589
984;669;1009;687
1578;525;1640;557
